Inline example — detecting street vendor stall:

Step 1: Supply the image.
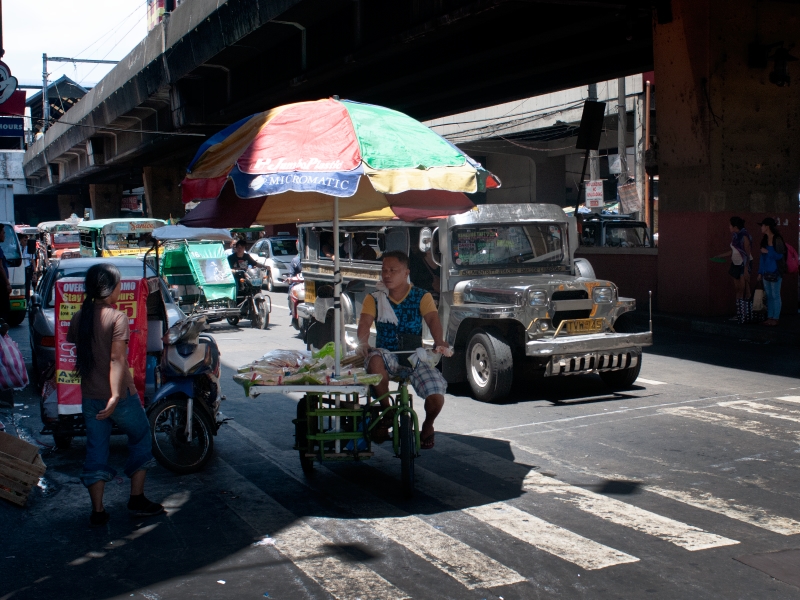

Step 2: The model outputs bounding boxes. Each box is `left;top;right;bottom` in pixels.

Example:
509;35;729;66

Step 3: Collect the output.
180;97;500;496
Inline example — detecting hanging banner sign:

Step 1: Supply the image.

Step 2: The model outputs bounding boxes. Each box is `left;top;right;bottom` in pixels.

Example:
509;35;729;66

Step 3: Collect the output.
618;182;642;214
585;180;605;208
0;62;26;116
121;195;143;212
54;277;148;414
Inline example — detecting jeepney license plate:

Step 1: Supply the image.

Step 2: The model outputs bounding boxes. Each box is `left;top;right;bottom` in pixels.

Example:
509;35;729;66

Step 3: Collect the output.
564;318;603;334
305;280;316;303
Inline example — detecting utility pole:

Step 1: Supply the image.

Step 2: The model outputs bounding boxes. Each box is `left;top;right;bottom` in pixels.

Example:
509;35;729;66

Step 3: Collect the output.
587;83;600;180
617;77;628;183
0;0;5;59
41;55;118;133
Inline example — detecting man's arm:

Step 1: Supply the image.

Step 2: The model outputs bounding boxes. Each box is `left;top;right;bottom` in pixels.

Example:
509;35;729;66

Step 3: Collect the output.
356;313;374;357
423;310;447;349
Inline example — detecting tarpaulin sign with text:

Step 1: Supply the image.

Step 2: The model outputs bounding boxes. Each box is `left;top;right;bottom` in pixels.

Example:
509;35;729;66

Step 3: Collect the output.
55;277;148;414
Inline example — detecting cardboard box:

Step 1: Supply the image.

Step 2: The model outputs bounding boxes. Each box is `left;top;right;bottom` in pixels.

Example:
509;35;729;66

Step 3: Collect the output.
0;433;47;506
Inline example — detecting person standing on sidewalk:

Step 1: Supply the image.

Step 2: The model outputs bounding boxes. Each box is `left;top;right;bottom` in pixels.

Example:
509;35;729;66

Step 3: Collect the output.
713;216;752;324
67;263;164;526
756;217;787;327
0;226;11;324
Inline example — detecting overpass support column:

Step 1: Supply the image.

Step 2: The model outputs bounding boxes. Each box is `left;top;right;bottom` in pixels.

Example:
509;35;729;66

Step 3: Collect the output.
143;166;185;221
653;0;799;316
57;194;87;220
89;184;123;219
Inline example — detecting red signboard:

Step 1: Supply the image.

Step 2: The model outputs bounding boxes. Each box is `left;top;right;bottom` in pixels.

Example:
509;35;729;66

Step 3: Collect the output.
55;278;148;414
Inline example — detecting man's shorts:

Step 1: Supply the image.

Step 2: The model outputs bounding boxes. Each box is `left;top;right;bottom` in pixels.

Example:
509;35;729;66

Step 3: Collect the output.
367;348;447;399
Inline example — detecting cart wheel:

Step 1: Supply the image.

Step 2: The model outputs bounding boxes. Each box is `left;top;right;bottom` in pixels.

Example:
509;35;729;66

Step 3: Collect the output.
399;412;415;498
227;316;240;327
296;398;315;475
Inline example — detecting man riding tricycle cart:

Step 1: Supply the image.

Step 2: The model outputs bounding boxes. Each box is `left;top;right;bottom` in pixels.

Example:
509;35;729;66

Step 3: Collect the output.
180;96;500;495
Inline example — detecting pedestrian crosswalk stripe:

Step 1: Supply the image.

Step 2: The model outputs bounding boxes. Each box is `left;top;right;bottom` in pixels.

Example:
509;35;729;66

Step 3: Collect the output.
367;516;526;589
199;459;411;600
228;421;528;591
636;378;667;385
719;400;800;425
369;445;637;570
275;520;409;600
466;502;639;570
434;435;737;551
775;396;800;404
659;407;800;442
647;486;800;535
522;471;738;551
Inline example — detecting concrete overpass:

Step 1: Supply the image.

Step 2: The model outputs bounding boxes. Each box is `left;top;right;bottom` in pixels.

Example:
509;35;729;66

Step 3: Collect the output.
22;0;800;317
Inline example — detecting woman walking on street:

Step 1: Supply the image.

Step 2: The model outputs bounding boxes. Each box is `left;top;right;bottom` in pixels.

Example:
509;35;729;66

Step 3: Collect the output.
756;217;787;327
67;263;164;526
714;216;752;324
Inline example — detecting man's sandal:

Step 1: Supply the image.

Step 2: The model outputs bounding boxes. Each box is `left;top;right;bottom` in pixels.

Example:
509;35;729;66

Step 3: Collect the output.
420;433;435;450
371;416;393;444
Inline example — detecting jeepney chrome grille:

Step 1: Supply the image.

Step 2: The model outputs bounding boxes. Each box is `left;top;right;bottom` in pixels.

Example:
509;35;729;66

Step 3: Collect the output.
546;351;639;377
550;290;591;326
551;290;588;301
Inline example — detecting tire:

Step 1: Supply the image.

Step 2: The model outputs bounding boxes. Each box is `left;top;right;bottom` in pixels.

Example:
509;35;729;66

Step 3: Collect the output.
295;398;315;475
267;271;275;292
53;431;73;450
466;328;514;403
599;357;642;390
251;297;269;329
6;311;25;327
399;412;415;499
226;316;240;327
149;396;214;474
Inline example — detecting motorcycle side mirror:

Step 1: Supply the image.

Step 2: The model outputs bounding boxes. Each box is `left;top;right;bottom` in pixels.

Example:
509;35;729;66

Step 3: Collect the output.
419;227;433;253
29;292;41;309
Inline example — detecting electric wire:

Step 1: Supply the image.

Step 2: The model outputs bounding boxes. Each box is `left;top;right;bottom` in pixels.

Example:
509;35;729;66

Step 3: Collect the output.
79;13;147;86
22;114;206;138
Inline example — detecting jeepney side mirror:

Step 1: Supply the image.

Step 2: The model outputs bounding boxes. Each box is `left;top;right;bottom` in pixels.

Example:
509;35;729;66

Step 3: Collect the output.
29;292;41;309
430;227;442;266
419;227;433;253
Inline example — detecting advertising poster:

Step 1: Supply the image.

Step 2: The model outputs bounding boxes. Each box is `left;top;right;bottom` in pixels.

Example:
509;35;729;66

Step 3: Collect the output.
55;278;148;414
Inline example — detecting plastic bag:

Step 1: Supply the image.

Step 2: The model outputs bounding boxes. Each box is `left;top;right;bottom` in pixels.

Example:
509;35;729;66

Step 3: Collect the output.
312;342;335;360
252;349;311;369
0;334;29;390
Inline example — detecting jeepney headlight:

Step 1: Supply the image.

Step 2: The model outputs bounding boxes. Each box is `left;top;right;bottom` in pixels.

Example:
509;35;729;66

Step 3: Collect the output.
592;287;613;303
538;320;550;332
528;290;548;306
10;288;24;298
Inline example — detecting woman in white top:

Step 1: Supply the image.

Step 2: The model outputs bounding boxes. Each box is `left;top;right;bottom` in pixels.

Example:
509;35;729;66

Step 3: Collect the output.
713;216;752;324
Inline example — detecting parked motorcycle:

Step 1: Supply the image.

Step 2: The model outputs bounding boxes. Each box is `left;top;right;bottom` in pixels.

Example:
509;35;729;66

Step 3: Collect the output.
228;266;270;328
147;314;224;474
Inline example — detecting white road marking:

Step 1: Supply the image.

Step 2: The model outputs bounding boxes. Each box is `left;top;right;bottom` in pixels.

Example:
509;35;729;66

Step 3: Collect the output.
659;407;800;442
434;435;736;551
367;516;525;589
466;503;639;570
198;459;410;600
719;400;800;425
275;520;409;600
229;421;527;591
647;487;800;535
776;396;800;404
636;378;667;386
521;471;738;551
369;445;636;570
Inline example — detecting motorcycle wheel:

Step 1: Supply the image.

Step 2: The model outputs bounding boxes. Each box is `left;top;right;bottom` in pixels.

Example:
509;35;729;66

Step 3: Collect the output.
251;297;269;329
226;316;240;327
149;397;214;474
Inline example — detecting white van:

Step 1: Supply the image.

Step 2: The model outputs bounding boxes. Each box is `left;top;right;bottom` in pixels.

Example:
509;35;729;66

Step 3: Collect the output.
0;221;25;325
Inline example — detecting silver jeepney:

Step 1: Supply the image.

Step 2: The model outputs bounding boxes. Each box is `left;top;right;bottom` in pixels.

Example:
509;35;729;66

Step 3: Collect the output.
299;203;652;403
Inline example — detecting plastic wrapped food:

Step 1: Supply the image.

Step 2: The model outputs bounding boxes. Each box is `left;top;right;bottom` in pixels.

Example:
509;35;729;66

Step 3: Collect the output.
252;349;311;369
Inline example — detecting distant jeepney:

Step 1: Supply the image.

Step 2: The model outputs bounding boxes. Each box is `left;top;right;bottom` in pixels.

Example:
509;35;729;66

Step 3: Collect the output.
298;204;652;403
78;218;166;258
38;220;82;261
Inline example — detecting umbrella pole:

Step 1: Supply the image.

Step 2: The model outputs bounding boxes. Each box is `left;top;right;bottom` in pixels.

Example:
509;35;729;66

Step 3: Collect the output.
333;197;342;450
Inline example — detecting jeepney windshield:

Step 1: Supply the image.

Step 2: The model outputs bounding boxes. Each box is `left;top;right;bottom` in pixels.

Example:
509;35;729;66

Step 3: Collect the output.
103;231;154;250
52;231;80;247
1;223;20;260
451;223;565;268
604;223;650;248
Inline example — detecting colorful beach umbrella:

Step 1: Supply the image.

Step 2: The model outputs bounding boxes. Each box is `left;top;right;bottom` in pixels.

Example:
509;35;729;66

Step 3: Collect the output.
180;98;501;379
181;98;500;223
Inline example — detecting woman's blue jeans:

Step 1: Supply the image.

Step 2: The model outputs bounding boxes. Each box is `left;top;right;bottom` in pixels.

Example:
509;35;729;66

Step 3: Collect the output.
763;277;782;320
81;392;155;488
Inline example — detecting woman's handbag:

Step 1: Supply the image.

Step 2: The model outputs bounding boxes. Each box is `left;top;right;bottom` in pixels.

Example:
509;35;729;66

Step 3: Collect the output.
0;333;29;390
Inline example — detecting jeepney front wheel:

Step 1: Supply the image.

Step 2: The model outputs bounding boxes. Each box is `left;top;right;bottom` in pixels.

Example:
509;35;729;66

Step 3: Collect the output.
6;311;25;327
466;328;514;403
599;358;642;390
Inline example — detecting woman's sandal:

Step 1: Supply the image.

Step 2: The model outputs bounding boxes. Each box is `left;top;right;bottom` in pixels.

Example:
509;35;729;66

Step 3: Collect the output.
420;432;435;450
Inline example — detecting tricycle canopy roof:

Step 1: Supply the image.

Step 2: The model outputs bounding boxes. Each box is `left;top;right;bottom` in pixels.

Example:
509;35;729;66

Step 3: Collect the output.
79;218;166;234
152;225;233;242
